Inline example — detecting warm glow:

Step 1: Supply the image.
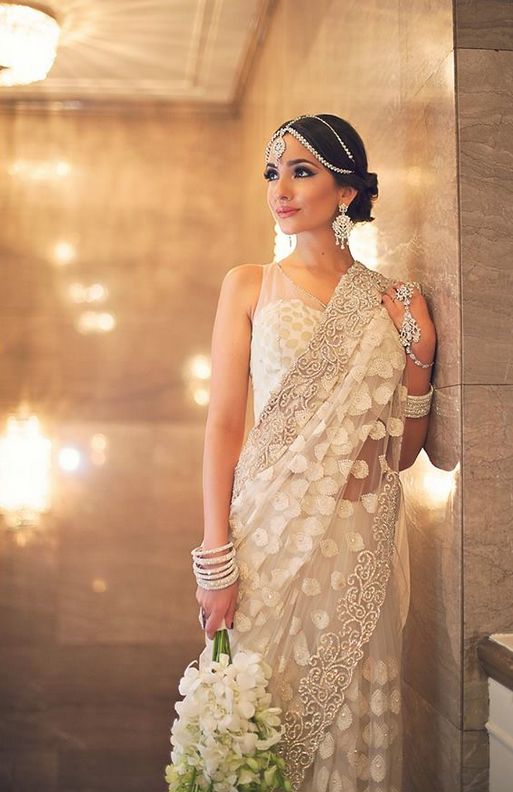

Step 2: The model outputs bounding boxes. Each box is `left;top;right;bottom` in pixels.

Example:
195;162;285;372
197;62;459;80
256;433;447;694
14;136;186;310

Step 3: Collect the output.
69;282;108;304
8;158;71;180
54;241;76;265
0;4;61;87
90;433;108;466
273;222;296;262
76;311;116;334
407;449;459;509
350;223;378;268
91;433;107;451
92;578;108;593
183;353;211;406
58;446;81;472
187;354;211;380
0;414;52;527
422;463;458;507
193;386;209;406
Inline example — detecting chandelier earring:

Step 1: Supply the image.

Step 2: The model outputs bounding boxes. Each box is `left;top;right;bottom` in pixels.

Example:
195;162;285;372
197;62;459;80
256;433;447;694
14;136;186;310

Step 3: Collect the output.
332;202;355;250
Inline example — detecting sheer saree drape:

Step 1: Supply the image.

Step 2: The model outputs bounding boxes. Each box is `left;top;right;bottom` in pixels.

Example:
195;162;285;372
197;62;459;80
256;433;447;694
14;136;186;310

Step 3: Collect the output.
199;261;410;792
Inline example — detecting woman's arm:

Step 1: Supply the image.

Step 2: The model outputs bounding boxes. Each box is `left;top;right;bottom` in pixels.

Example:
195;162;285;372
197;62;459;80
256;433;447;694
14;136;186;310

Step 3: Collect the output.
398;330;436;470
381;282;437;472
197;264;261;639
201;264;260;549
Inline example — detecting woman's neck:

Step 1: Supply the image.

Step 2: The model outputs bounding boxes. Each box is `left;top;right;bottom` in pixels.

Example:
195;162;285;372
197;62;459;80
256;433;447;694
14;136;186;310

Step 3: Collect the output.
288;228;355;275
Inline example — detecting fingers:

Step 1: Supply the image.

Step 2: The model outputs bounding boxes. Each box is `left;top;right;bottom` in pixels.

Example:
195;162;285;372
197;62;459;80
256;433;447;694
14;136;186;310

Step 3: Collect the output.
382;287;403;313
198;580;239;638
205;611;226;640
225;609;235;630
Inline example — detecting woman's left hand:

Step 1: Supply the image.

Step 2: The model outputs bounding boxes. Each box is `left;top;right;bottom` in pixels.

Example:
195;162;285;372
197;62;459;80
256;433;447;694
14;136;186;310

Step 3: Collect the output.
381;281;436;350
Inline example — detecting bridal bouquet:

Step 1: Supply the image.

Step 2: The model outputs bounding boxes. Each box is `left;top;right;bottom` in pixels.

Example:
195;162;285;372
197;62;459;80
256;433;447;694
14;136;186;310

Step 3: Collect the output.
164;621;291;792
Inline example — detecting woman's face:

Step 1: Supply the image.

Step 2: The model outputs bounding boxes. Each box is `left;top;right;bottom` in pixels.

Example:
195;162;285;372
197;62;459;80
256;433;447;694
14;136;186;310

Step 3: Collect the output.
264;133;355;235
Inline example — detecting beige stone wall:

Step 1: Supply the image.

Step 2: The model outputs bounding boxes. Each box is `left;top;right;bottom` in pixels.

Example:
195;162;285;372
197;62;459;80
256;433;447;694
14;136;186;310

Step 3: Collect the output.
456;1;513;789
0;107;241;790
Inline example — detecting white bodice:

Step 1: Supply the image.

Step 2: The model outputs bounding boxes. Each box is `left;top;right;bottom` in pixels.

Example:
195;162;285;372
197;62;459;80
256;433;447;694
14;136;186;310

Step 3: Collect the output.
249;262;327;422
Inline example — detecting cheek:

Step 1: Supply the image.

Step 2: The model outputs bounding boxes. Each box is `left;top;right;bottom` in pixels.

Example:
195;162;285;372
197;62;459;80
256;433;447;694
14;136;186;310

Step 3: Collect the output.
305;181;337;213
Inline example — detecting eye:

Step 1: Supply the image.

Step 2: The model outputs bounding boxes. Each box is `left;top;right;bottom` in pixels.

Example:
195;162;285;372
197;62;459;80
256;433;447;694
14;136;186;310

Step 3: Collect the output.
294;166;313;177
263;167;277;181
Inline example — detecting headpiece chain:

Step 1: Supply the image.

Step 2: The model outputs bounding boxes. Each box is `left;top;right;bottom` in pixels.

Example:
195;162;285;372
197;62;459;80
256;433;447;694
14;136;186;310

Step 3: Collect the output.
264;114;355;175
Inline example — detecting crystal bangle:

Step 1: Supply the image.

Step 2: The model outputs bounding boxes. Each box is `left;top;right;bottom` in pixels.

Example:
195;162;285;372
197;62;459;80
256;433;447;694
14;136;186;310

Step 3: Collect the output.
193;557;236;577
405;384;434;418
196;566;240;590
190;540;233;557
192;548;236;566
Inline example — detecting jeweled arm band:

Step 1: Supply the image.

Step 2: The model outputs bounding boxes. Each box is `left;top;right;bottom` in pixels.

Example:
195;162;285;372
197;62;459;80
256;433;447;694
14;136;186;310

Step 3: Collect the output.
191;539;240;590
405;384;434;418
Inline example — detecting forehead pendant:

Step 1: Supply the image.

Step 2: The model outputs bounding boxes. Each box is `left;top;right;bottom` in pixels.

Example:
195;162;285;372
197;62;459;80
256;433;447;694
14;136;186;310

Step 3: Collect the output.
270;133;286;161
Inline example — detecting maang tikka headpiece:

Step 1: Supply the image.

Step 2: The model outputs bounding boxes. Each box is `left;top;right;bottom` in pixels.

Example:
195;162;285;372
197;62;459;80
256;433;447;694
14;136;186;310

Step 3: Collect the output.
264;114;355;174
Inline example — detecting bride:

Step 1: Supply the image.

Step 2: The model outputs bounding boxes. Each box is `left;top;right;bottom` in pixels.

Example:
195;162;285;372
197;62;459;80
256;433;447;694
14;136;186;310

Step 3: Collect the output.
192;114;436;792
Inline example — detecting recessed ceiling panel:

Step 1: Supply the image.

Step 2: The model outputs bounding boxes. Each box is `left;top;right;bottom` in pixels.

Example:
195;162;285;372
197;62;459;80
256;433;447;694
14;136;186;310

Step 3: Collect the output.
1;0;268;104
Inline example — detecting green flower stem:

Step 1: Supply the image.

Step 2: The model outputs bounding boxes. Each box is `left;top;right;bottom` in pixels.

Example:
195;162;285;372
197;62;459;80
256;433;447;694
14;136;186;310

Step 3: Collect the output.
212;628;232;663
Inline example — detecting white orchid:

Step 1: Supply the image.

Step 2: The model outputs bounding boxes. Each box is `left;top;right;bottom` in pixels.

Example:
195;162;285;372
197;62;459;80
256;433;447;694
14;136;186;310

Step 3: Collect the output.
165;629;291;792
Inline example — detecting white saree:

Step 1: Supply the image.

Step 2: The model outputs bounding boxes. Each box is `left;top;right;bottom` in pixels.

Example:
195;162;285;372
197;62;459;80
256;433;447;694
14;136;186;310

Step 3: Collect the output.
199;259;411;792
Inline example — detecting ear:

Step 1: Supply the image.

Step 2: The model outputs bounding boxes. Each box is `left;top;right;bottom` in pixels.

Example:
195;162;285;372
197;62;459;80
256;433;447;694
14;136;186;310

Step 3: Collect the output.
338;185;358;206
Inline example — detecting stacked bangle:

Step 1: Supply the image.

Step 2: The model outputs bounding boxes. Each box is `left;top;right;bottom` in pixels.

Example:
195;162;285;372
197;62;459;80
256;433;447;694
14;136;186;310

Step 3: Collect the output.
191;540;240;590
405;384;434;418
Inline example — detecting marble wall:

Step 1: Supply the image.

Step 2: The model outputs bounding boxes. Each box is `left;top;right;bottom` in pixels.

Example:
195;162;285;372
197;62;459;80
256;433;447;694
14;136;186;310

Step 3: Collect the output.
455;1;513;789
0;108;241;791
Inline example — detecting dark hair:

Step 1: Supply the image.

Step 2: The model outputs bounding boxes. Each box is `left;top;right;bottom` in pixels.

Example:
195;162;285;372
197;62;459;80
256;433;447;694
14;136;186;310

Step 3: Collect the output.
273;114;378;223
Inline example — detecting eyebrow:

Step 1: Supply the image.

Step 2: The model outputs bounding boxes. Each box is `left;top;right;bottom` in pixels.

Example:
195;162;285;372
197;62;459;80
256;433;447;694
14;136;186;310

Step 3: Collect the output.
266;158;320;168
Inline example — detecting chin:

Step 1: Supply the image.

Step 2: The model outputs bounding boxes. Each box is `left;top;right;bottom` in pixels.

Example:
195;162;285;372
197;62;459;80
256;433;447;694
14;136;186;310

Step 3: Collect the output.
276;217;303;232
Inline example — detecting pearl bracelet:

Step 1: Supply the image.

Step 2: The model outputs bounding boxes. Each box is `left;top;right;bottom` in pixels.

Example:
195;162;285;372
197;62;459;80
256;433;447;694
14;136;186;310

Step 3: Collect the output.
405;384;434;418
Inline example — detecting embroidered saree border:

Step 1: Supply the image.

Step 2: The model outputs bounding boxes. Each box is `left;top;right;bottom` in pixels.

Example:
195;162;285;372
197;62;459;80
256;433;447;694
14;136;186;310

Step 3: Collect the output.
279;469;401;790
231;261;394;502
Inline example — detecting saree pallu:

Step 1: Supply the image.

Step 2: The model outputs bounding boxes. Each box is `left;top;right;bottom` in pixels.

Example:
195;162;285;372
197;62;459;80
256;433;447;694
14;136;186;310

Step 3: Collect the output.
199;260;411;792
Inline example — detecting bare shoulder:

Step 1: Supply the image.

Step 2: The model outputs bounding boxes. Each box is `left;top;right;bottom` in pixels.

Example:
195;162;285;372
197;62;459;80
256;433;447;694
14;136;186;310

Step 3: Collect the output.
221;263;265;319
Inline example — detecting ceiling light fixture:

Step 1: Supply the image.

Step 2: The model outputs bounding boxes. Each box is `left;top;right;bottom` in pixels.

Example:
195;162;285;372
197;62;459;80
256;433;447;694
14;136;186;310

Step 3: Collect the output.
0;3;61;87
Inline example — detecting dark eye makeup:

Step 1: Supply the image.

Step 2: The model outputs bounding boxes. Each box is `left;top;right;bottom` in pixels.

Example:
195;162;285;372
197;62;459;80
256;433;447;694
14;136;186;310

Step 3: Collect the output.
263;165;314;181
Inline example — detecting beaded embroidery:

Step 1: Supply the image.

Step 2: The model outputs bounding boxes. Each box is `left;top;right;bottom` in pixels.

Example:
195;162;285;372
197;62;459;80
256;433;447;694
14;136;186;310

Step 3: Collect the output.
231;262;396;501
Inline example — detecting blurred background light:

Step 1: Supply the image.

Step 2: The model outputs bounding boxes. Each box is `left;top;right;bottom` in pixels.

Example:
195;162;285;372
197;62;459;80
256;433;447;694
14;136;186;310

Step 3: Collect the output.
183;353;212;407
0;3;61;87
54;240;76;265
76;311;116;334
0;412;52;528
273;222;296;262
8;158;71;180
58;446;82;473
69;282;109;304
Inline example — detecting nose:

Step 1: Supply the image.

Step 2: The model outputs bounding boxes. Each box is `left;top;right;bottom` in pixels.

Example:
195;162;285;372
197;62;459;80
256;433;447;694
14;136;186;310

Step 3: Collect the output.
271;171;292;201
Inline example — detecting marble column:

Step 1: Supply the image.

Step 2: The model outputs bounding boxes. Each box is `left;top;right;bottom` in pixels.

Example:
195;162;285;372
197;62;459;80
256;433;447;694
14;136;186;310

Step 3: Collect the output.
456;1;513;790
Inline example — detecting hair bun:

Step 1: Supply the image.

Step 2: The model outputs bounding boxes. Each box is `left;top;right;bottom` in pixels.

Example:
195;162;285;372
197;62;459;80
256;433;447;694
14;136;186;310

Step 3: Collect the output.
364;171;378;196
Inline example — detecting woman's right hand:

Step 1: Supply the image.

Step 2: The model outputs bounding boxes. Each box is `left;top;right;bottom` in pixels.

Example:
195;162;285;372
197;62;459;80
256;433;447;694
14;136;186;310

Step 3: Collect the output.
196;578;239;640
